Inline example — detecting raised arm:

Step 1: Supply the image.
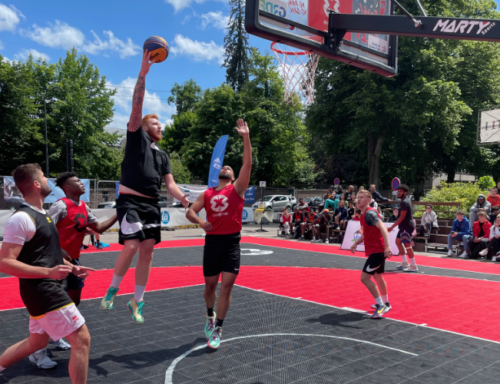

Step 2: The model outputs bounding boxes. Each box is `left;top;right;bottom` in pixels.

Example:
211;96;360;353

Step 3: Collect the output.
233;119;252;198
129;50;154;132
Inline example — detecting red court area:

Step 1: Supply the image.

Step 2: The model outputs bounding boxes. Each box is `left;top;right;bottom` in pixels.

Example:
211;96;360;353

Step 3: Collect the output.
2;239;500;344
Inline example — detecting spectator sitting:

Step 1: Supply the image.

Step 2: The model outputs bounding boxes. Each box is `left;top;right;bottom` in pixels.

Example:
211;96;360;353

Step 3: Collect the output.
336;186;344;198
470;194;491;224
324;192;340;211
488;188;500;208
387;208;399;223
344;185;355;202
369;184;389;202
300;208;318;241
418;204;438;237
346;200;355;221
369;198;378;211
333;200;349;230
350;191;356;202
490;206;500;225
297;197;310;213
323;188;333;201
292;206;305;239
353;208;362;221
466;211;491;259
447;210;471;257
315;209;334;243
280;208;292;238
479;215;500;260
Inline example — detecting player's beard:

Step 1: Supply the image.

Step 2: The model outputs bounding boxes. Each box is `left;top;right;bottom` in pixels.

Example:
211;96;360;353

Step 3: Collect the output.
148;130;162;142
218;172;232;180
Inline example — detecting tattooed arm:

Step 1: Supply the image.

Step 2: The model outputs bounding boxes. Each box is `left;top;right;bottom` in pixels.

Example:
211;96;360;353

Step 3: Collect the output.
129;50;154;132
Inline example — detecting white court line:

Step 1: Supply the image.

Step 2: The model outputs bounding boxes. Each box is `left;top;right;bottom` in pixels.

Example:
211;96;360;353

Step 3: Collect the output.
236;285;500;346
164;332;418;384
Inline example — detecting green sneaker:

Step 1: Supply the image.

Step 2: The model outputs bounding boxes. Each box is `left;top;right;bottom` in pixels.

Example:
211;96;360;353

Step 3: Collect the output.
204;312;216;339
127;299;145;324
100;287;119;310
207;326;222;349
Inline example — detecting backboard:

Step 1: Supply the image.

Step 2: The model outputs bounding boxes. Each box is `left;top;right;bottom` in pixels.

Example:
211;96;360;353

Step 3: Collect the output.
246;0;398;77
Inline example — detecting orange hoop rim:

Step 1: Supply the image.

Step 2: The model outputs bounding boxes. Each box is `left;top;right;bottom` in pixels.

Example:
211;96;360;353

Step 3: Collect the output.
271;42;314;56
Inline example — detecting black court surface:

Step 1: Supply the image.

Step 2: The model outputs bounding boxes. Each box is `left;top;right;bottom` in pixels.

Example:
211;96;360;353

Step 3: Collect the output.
1;242;500;383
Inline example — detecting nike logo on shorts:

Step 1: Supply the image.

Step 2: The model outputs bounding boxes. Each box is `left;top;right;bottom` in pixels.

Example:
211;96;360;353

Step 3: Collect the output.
366;265;381;273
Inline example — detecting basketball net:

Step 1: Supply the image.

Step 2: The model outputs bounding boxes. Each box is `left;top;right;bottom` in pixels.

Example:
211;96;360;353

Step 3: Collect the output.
271;42;320;106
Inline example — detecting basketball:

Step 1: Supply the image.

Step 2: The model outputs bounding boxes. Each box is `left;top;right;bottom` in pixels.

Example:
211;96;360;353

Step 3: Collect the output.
143;36;169;63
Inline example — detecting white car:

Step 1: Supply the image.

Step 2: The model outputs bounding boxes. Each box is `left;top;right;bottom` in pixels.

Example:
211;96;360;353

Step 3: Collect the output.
252;195;297;212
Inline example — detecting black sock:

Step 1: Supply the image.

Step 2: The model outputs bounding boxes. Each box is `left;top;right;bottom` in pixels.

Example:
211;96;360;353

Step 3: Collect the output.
207;308;214;317
215;318;224;328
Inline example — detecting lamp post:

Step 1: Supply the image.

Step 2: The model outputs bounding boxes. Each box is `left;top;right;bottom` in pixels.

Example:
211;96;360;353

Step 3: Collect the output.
42;86;60;177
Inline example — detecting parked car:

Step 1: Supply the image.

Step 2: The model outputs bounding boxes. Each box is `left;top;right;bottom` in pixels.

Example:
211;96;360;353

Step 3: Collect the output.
252;195;297;212
158;196;168;208
304;196;323;207
98;201;116;209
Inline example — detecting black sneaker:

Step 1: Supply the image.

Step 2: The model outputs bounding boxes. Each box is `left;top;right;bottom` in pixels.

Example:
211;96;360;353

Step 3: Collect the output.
371;304;386;319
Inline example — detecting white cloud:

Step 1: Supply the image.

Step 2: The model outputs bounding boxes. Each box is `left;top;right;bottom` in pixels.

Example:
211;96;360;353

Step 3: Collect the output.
82;31;140;58
165;0;227;12
14;48;50;61
20;20;140;58
170;34;224;64
200;11;229;30
0;4;25;32
20;20;85;49
106;77;176;129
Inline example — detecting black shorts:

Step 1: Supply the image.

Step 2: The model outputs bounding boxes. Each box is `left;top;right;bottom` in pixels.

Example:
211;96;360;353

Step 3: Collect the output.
66;258;85;291
362;253;386;275
397;228;413;244
116;194;161;245
203;233;241;277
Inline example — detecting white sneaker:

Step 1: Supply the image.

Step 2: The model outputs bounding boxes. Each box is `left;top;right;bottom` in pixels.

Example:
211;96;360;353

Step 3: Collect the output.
447;250;454;257
493;256;497;262
479;249;488;257
459;251;469;259
325;238;329;244
311;237;316;242
29;349;57;369
405;265;419;272
300;235;304;240
396;262;409;270
50;338;71;350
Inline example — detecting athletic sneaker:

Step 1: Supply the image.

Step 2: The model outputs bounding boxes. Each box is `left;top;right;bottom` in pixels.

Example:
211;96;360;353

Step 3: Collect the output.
493;256;497;262
300;235;305;240
371;302;391;310
405;265;419;272
479;249;488;257
127;299;145;324
382;303;392;314
396;262;409;270
100;287;119;310
459;251;469;259
205;312;216;339
29;349;57;369
95;242;104;250
447;250;454;257
311;237;316;242
325;238;329;244
371;304;386;319
49;338;71;350
208;326;222;349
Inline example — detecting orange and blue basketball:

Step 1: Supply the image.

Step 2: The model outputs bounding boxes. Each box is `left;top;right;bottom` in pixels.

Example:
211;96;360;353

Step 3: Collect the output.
143;36;169;63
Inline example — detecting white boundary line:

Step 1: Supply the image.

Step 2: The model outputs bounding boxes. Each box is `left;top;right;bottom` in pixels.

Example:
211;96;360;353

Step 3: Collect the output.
164;333;418;384
235;285;500;346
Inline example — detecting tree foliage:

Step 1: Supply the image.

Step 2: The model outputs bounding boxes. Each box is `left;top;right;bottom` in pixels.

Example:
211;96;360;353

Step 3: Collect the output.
305;0;500;195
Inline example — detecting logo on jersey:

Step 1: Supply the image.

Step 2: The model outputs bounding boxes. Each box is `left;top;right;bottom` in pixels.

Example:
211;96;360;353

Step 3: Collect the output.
211;195;229;212
73;213;87;233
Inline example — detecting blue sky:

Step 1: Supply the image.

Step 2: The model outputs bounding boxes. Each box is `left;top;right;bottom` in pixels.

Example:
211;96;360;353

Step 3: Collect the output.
0;0;275;131
1;0;499;131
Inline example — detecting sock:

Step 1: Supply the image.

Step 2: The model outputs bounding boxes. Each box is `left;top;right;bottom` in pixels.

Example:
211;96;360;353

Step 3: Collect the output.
375;297;383;306
401;254;408;264
0;365;5;372
110;274;124;289
207;308;214;317
215;318;224;328
381;294;388;303
134;285;146;302
409;257;417;266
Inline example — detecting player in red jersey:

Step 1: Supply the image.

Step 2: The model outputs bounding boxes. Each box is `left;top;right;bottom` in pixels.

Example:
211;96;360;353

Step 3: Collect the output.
350;190;393;319
186;119;251;349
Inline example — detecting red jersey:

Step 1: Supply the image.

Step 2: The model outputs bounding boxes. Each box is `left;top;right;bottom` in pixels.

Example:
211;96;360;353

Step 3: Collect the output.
204;184;245;235
360;207;385;256
281;214;292;225
56;198;88;259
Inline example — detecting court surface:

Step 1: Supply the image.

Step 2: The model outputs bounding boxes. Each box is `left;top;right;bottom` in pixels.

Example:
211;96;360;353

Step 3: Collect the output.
1;238;500;384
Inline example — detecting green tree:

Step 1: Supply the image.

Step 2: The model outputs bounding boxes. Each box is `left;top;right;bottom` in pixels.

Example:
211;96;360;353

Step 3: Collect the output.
223;0;250;92
168;152;192;184
167;79;202;115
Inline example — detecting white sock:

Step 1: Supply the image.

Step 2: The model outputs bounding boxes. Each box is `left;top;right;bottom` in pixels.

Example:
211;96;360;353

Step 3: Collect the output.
134;285;146;302
401;254;408;264
0;365;5;372
409;257;417;266
110;274;124;289
381;294;388;303
375;297;383;306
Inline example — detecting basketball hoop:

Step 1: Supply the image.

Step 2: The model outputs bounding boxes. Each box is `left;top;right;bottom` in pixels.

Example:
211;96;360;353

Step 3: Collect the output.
271;42;319;106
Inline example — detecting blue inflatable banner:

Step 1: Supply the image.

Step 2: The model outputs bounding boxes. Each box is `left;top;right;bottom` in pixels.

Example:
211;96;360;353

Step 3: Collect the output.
208;135;229;188
245;186;255;203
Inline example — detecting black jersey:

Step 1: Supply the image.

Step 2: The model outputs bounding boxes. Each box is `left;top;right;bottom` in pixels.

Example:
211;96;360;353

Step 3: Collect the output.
16;205;73;317
120;127;172;198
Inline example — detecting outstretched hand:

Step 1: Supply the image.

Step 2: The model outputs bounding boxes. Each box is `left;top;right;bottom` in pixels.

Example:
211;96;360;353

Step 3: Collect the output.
235;119;249;137
139;50;155;77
